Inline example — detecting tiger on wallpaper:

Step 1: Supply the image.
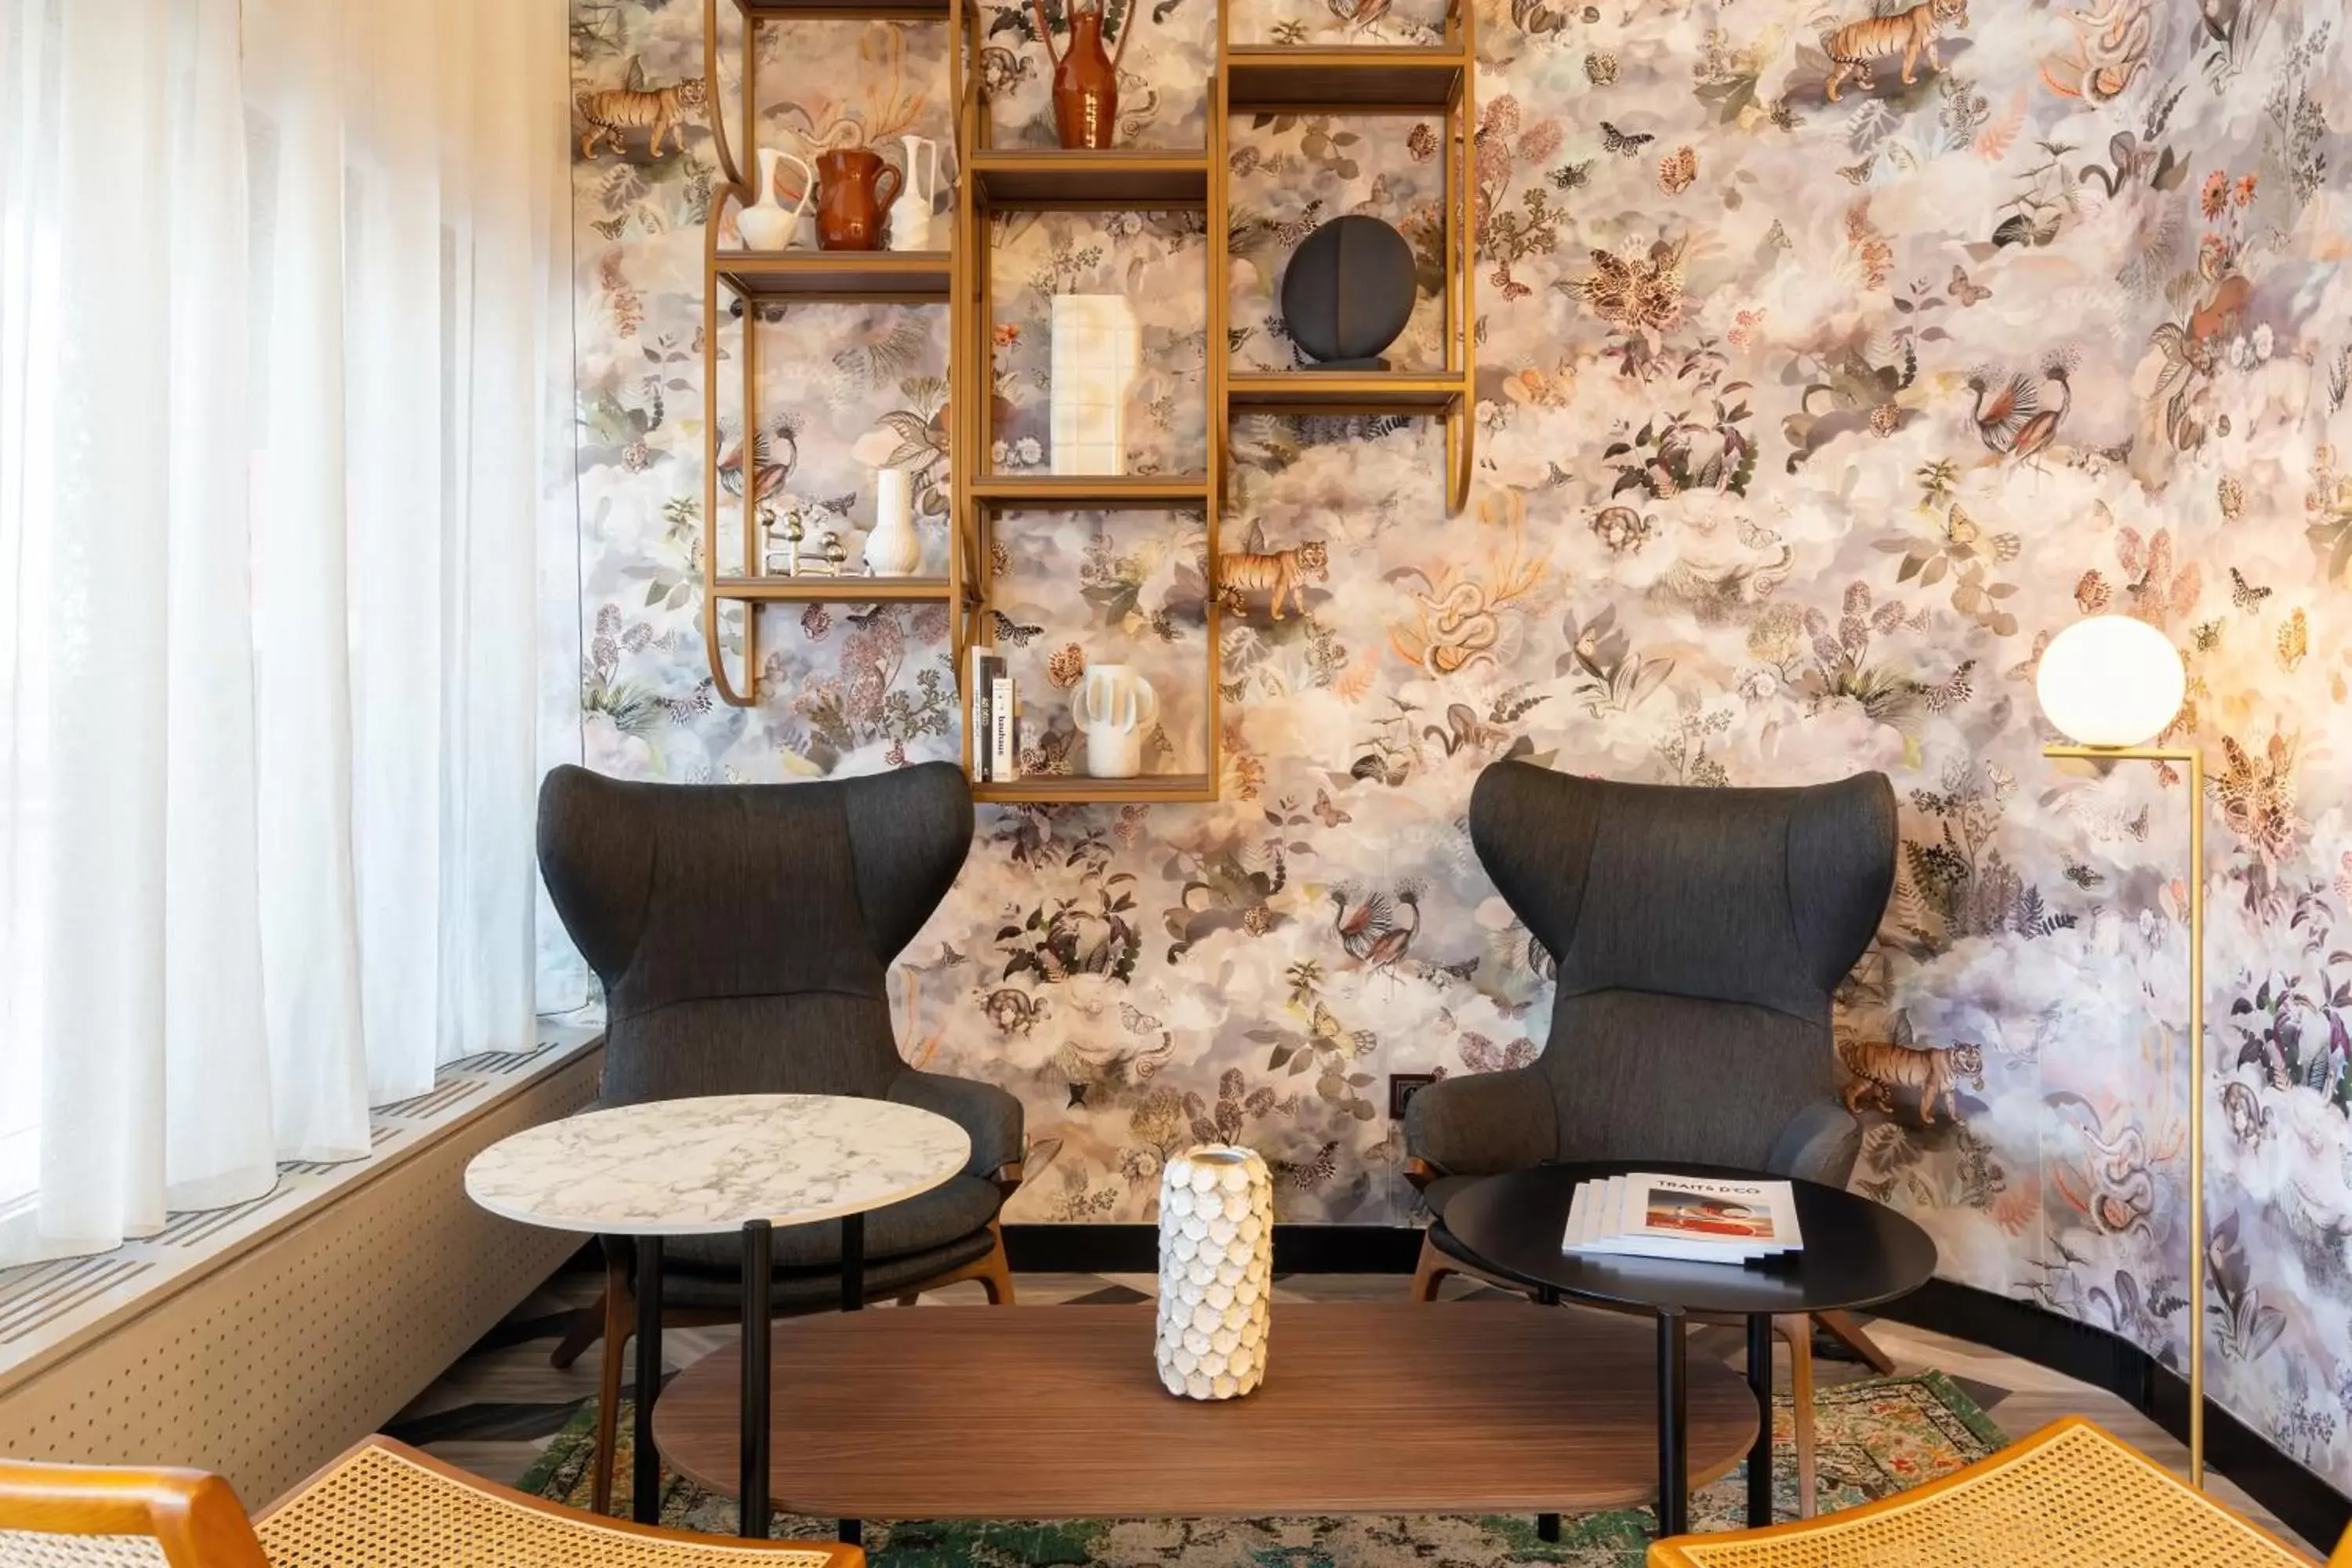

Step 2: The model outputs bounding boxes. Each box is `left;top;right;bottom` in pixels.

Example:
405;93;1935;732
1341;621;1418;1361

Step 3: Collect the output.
1821;0;1969;102
576;60;707;159
1215;539;1328;621
1838;1033;1985;1125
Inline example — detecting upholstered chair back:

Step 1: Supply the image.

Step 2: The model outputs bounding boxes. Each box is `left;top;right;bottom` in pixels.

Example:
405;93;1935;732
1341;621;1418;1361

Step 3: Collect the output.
1468;760;1896;1171
536;762;973;1108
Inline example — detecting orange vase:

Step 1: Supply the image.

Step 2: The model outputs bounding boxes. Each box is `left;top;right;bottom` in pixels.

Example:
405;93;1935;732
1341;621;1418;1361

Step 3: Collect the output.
815;147;901;251
1050;5;1120;150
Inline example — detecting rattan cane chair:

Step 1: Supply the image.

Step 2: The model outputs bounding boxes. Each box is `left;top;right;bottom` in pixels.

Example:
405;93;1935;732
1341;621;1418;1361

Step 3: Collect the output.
1646;1417;2334;1568
0;1436;862;1568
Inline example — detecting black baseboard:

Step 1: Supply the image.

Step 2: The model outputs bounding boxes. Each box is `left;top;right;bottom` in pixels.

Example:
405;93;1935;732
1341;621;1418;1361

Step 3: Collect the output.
1004;1223;1419;1276
1006;1224;2350;1554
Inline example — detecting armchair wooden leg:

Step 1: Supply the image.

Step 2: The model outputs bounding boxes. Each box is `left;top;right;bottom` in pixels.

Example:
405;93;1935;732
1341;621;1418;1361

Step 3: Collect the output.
894;1293;924;1307
591;1257;633;1516
975;1222;1016;1305
1814;1308;1896;1374
550;1300;604;1370
1410;1234;1455;1302
1774;1313;1819;1519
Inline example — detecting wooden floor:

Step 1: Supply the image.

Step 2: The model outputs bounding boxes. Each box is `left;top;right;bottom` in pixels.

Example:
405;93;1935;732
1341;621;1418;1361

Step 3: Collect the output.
387;1263;2307;1550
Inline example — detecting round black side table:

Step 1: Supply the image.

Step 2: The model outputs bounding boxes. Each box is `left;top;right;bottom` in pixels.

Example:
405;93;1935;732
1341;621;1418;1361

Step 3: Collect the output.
1436;1162;1938;1537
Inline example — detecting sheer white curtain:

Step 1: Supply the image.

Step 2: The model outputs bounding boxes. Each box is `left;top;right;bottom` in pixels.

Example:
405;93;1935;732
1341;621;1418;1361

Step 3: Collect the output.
0;0;575;1261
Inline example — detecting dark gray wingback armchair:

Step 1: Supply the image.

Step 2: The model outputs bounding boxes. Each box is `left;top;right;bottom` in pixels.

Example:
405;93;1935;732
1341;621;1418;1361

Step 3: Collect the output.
1405;759;1895;1515
535;761;1022;1512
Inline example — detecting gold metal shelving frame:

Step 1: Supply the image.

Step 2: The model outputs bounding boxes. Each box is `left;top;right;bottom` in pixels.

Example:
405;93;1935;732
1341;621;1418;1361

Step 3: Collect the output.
698;0;1476;791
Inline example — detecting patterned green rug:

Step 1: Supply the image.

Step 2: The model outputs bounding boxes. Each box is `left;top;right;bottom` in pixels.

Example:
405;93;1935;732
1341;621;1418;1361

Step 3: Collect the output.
521;1372;2002;1566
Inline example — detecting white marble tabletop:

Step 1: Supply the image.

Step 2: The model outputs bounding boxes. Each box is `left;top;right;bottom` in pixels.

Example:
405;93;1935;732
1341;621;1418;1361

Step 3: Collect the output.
463;1094;971;1236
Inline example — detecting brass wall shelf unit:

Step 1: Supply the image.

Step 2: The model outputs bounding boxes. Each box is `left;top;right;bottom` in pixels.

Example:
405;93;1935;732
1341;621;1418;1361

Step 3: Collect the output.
697;0;1477;788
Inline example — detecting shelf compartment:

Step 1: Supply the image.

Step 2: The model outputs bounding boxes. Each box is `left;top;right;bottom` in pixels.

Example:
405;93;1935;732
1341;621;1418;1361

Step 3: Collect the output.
737;0;950;18
1225;46;1472;111
712;575;954;602
971;474;1212;507
974;773;1216;804
717;252;952;301
1227;370;1468;412
969;150;1212;208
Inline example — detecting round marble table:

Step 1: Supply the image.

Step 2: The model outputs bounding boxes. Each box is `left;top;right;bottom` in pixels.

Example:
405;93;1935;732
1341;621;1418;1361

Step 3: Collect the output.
466;1094;969;1537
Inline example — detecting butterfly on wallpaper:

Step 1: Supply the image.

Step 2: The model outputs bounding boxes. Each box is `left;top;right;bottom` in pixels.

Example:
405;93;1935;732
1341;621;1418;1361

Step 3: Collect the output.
990;611;1045;646
1119;1002;1163;1036
1948;264;1992;306
1311;789;1352;827
2229;567;2272;614
2193;618;2225;652
1018;726;1074;776
1599;121;1654;157
1272;1140;1340;1190
1459;1033;1538;1074
1308;1000;1380;1058
1434;1006;1459;1036
2074;570;2111;614
590;214;631;241
2063;858;2104;889
1549;159;1595;191
1836;157;1876;186
1916;659;1976;713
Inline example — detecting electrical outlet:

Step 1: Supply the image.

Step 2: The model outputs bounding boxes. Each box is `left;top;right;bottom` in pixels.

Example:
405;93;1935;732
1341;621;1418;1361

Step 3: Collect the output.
1388;1072;1439;1120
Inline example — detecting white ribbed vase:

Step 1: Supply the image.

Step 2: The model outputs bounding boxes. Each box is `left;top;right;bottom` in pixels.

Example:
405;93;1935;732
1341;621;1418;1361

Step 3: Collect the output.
1155;1145;1272;1400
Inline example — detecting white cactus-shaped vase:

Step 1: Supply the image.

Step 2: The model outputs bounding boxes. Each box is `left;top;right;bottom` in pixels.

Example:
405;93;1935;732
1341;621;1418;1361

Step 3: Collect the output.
1071;662;1156;780
1155;1145;1272;1401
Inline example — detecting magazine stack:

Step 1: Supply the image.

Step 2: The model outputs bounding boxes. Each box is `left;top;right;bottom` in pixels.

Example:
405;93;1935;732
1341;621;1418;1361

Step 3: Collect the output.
1563;1172;1804;1265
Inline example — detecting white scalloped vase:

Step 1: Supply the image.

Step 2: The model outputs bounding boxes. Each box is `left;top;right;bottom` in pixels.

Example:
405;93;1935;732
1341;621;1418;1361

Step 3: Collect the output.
1154;1145;1273;1400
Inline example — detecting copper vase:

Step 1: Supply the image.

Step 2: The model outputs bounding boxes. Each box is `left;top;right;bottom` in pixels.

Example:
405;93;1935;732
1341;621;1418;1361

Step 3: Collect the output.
815;147;901;251
1036;0;1124;150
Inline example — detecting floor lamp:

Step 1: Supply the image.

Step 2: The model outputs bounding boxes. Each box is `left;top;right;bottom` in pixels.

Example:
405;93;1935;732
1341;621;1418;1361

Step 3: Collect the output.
2035;612;2205;1489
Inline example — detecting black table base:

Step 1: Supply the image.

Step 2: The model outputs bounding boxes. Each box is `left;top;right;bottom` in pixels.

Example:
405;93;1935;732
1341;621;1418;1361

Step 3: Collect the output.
626;1215;869;1541
1657;1307;1688;1537
632;1236;664;1526
1744;1315;1773;1528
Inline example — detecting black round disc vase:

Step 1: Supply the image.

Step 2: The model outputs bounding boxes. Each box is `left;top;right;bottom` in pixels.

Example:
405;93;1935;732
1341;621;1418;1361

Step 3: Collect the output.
1279;214;1416;372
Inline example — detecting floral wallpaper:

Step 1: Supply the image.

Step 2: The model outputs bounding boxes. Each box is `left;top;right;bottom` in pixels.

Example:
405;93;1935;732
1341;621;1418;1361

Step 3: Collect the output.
567;0;2352;1489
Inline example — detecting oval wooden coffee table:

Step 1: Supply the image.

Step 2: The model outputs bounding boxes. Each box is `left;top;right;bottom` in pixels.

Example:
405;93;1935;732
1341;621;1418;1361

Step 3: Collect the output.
653;1301;1755;1522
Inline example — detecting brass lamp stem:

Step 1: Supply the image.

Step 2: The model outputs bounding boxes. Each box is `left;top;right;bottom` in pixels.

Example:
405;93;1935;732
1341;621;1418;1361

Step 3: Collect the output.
2045;742;2203;1489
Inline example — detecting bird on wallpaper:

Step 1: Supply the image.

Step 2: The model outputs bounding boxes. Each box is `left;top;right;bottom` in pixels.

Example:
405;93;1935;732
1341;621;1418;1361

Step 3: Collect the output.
717;416;800;501
1360;889;1422;983
1964;353;2071;463
1330;887;1396;963
2008;351;2075;465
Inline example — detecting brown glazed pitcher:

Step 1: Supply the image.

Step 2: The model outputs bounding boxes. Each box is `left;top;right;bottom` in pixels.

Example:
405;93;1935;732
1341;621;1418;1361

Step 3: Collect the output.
815;147;900;251
1032;0;1131;149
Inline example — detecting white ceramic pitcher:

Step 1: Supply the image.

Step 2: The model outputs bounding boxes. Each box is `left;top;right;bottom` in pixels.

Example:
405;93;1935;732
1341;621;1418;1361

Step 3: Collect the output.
1072;663;1157;779
739;146;815;252
887;134;942;252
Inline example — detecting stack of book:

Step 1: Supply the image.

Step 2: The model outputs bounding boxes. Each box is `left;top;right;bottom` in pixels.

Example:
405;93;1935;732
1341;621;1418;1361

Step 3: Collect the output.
967;647;1019;782
1563;1172;1802;1265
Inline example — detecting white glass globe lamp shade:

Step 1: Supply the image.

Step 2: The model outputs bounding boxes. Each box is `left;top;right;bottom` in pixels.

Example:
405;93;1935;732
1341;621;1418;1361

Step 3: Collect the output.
2034;615;2186;748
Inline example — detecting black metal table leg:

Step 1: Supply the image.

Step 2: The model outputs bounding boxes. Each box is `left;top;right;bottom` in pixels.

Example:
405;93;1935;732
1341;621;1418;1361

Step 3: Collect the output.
1656;1305;1688;1538
839;1211;865;1544
632;1236;663;1526
740;1220;772;1539
1537;1513;1560;1542
1745;1313;1773;1527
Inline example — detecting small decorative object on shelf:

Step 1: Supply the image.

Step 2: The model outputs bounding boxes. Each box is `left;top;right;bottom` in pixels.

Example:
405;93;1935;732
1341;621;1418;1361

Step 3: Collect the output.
1049;295;1139;475
1280;215;1417;371
889;135;945;252
739;147;815;251
818;531;851;575
864;468;924;575
1032;0;1131;150
1073;662;1156;779
1155;1145;1272;1402
815;146;901;251
760;505;799;575
990;673;1019;779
